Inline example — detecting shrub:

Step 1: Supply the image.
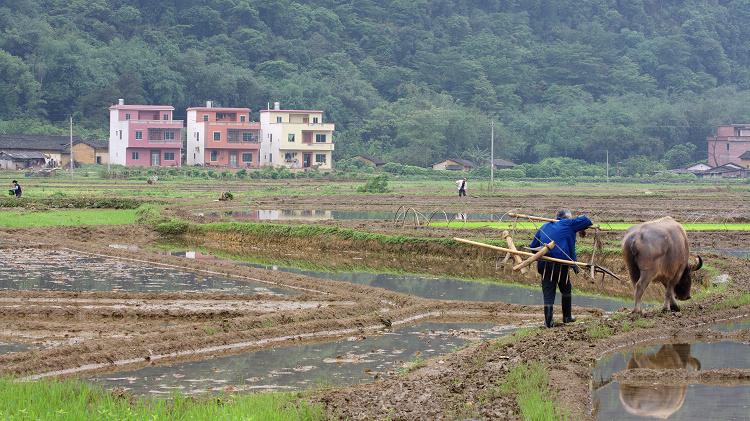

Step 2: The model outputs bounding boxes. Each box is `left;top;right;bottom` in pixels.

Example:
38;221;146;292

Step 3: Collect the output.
357;174;390;193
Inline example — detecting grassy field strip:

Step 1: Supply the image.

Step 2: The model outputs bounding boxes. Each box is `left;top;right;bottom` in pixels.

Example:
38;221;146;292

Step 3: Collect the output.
0;210;139;227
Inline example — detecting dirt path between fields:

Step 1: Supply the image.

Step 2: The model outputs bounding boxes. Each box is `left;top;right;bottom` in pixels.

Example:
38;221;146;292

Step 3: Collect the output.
1;185;750;420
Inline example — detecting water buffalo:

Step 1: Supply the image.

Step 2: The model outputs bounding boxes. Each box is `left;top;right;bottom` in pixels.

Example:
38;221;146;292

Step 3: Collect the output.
622;217;702;314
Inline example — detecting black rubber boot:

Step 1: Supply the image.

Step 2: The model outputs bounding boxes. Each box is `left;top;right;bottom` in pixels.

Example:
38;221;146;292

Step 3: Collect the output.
544;305;554;328
562;295;576;323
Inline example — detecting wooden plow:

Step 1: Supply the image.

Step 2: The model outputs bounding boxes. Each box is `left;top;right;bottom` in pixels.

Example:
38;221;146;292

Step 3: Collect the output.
454;236;620;283
506;212;609;282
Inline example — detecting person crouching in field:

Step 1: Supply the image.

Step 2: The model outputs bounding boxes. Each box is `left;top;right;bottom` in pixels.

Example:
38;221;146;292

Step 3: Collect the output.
9;180;22;198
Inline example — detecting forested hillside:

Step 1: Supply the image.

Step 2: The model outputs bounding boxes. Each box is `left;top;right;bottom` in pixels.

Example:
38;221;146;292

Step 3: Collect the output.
3;0;750;170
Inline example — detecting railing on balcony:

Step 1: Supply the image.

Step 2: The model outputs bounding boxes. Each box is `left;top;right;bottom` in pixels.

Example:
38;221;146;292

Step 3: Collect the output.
227;129;260;143
148;128;182;144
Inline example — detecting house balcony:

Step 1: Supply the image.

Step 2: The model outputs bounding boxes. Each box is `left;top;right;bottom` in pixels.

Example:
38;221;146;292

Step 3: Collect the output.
282;142;334;151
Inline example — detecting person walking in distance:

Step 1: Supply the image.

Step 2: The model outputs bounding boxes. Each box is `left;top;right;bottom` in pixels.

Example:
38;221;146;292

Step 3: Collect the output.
529;208;592;327
456;178;467;197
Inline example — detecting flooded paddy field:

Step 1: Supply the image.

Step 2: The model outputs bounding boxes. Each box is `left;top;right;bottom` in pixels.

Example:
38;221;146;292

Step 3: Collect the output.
1;181;750;420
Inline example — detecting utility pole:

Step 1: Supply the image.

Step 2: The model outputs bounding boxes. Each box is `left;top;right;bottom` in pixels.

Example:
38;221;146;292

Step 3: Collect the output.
606;150;609;182
69;116;74;181
490;120;494;191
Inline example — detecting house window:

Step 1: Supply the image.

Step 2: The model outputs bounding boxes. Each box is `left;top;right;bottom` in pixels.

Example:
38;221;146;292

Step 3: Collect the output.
135;131;142;140
125;113;131;120
288;134;295;142
727;143;730;151
315;154;326;164
242;132;256;142
303;132;312;143
210;151;218;161
240;115;246;122
203;114;208;121
285;153;293;162
242;153;253;163
276;116;282;123
213;132;221;141
269;134;272;142
163;114;169;120
164;131;175;140
313;117;319;123
315;134;326;143
132;152;139;160
164;152;175;160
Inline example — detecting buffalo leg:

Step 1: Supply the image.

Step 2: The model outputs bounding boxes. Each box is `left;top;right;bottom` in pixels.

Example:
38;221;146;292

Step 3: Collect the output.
663;273;682;312
632;276;650;314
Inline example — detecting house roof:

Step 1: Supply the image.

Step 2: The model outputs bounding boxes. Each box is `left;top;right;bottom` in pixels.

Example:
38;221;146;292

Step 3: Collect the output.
704;163;746;173
355;154;386;165
492;158;516;167
109;104;174;110
0;151;48;159
186;106;251;112
446;158;475;167
739;151;750;159
0;134;85;151
73;139;109;150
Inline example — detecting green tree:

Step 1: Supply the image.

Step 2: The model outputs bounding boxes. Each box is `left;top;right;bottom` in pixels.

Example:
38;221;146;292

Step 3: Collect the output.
0;49;42;118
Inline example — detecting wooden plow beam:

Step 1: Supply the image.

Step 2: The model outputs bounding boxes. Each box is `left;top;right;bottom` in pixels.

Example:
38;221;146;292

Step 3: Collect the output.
453;237;621;281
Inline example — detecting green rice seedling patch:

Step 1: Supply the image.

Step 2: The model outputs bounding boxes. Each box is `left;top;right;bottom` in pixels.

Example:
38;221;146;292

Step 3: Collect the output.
0;209;139;227
0;375;330;421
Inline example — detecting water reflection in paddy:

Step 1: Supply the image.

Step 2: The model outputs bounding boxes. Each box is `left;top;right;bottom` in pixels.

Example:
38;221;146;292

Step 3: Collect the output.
85;322;515;396
0;248;294;295
592;340;750;420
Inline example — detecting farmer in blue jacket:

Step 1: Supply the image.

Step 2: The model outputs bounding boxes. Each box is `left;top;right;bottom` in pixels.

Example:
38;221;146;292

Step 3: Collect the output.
529;208;592;327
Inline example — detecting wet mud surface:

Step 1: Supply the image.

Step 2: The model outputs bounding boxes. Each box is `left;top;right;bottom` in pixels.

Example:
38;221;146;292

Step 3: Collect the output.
1;184;750;420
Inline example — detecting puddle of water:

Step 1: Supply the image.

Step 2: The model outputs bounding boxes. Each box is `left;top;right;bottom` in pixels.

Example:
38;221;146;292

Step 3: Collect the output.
595;382;750;420
593;342;750;419
0;341;39;354
193;208;502;222
0;248;295;295
706;318;750;332
248;263;628;312
695;248;750;259
84;322;515;396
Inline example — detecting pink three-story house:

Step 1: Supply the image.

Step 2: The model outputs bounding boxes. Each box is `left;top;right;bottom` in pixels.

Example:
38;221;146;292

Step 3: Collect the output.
109;99;183;167
186;102;261;168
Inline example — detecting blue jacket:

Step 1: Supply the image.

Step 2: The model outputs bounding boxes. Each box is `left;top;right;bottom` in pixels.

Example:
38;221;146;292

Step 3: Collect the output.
529;216;592;271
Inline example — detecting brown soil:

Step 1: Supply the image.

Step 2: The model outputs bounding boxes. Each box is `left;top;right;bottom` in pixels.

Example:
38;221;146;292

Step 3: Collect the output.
2;182;750;420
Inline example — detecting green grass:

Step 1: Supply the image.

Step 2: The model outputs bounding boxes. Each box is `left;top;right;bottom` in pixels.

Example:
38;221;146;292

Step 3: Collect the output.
0;376;331;421
496;361;569;420
710;292;750;311
586;320;613;339
0;209;140;227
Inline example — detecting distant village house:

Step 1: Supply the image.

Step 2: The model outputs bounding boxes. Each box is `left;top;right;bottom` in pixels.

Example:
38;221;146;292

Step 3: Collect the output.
432;158;475;172
354;154;386;171
706;125;750;168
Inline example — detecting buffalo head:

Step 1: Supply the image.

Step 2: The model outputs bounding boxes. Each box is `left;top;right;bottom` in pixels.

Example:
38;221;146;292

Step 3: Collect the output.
673;256;702;301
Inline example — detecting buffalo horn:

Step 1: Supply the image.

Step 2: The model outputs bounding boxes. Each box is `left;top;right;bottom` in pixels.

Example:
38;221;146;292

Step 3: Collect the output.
691;255;703;271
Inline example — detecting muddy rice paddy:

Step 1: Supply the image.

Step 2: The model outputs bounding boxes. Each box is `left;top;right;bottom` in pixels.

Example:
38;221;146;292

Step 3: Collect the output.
1;181;750;420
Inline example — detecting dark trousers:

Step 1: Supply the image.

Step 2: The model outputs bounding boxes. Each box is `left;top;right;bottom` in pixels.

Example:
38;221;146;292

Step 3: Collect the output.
458;189;466;196
539;264;571;305
539;264;573;326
